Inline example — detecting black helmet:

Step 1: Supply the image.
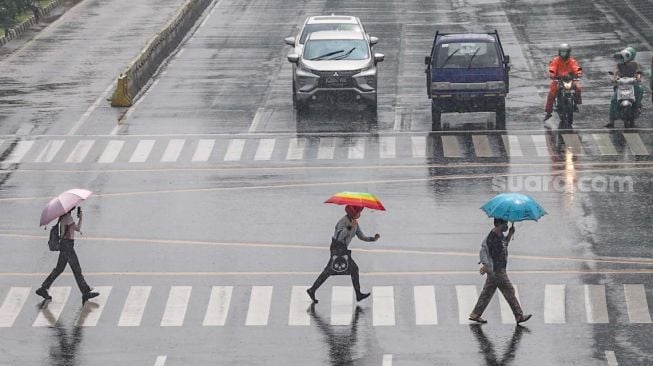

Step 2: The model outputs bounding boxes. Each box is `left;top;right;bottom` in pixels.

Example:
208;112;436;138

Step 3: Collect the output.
558;43;571;59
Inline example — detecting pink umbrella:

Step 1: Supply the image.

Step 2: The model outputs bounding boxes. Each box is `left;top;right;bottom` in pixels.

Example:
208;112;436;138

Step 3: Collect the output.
40;189;93;226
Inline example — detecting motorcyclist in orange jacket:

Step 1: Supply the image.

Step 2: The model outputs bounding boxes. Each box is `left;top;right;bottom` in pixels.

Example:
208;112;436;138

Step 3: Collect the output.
544;44;583;121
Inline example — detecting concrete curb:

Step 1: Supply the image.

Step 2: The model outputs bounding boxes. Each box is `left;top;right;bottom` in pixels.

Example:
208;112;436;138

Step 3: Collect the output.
111;0;214;107
0;0;66;48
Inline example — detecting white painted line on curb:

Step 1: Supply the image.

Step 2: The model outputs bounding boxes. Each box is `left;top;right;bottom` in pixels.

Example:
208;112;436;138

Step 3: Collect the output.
382;354;393;366
68;82;116;135
605;351;618;366
154;355;167;366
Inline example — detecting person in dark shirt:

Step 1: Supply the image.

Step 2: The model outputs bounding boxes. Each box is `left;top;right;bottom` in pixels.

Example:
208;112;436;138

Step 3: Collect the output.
469;218;532;324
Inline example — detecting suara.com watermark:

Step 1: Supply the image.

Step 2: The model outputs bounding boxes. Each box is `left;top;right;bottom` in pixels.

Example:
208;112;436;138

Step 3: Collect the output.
492;175;635;193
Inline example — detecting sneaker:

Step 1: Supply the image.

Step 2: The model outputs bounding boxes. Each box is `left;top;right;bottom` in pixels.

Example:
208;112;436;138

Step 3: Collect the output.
306;288;318;304
469;315;487;324
356;292;371;302
35;287;51;300
543;113;552;121
82;291;99;302
516;314;532;324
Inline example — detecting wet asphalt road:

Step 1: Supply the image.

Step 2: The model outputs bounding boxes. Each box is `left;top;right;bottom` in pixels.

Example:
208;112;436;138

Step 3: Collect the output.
1;0;653;365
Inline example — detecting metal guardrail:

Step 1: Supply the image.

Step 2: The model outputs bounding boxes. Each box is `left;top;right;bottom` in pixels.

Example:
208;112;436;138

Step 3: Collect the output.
111;0;213;107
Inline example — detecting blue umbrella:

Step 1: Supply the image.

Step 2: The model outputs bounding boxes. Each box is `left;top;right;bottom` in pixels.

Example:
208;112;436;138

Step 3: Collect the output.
481;193;547;222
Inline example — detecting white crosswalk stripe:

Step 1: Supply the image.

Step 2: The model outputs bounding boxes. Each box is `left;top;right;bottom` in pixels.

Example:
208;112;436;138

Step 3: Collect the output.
592;134;618;156
498;285;519;324
502;135;524;157
192;139;214;162
0;284;650;329
203;286;233;326
623;133;649;155
411;136;426;158
379;136;396;159
77;286;112;327
34;140;64;163
286;138;305;160
161;139;185;162
317;137;336;159
472;135;495;157
224;139;245;161
331;286;353;326
245;286;273;326
0;287;30;327
161;286;192;327
98;140;125;163
348;138;365;159
3;140;34;163
130;140;155;163
33;287;71;327
254;139;275;161
66;140;95;163
561;134;585;155
441;136;463;158
531;135;550;157
414;286;438;325
118;286;152;327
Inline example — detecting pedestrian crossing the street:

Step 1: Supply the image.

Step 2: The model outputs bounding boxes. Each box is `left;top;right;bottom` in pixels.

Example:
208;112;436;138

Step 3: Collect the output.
0;283;650;329
0;132;652;167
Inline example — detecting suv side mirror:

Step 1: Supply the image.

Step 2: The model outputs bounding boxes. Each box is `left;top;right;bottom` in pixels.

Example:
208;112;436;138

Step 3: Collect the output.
287;53;300;63
503;55;510;64
369;36;379;45
284;36;295;46
374;53;385;63
425;56;432;65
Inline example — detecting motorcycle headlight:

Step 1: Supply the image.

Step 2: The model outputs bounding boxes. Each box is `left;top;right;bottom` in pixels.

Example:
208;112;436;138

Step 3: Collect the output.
563;81;573;90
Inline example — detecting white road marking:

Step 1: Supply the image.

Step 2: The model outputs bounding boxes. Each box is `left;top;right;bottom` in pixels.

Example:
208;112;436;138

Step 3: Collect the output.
379;136;396;159
34;140;64;163
129;140;155;163
585;285;609;324
544;285;566;324
245;286;273;326
160;286;192;326
394;107;404;131
622;133;649;155
98;140;125;163
411;136;426;158
561;134;585;155
286;138;305;160
161;139;185;162
224;139;245;161
0;287;30;327
592;134;618;156
382;354;393;366
414;285;438;325
4;140;34;163
249;108;270;133
456;285;478;324
68;82;116;135
501;135;524;157
623;284;652;323
288;286;311;326
331;286;353;325
348;138;365;159
498;285;519;324
605;351;618;366
118;286;152;327
472;135;495;157
65;140;95;163
203;286;233;326
192;139;214;162
77;286;112;327
254;139;275;161
441;136;463;158
317;138;336;159
154;355;167;366
33;287;71;327
531;135;550;157
373;286;395;326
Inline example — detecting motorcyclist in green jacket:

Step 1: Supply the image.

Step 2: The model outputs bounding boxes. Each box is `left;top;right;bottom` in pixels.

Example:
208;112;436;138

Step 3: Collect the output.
606;47;643;128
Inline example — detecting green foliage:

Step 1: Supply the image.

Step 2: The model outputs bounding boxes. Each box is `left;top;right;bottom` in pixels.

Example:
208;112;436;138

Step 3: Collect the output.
0;0;38;30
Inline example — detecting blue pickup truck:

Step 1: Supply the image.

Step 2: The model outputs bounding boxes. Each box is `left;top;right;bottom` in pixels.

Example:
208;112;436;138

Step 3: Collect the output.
425;30;510;129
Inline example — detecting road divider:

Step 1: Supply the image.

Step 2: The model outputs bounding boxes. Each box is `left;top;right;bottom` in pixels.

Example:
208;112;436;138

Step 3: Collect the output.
110;0;214;107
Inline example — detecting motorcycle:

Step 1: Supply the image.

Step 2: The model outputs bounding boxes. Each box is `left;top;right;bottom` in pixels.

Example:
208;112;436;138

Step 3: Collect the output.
553;74;580;129
609;71;641;128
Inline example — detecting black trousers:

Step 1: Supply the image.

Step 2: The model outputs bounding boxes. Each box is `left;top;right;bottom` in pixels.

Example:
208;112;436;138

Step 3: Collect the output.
310;257;362;295
41;239;91;294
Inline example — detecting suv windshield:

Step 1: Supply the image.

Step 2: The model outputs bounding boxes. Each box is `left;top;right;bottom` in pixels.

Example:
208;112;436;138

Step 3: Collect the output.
435;41;499;68
299;24;362;44
304;39;370;60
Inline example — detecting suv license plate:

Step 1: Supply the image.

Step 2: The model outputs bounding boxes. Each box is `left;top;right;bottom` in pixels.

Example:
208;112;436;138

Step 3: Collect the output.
326;77;348;87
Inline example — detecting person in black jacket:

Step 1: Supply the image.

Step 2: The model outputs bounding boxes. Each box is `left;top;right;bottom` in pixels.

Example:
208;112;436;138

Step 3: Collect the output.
469;218;531;324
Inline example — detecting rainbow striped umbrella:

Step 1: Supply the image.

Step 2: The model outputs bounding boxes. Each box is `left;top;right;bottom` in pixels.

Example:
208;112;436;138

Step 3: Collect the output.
324;191;386;211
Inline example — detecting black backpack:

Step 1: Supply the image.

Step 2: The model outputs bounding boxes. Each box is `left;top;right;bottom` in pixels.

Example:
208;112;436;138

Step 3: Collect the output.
48;221;61;251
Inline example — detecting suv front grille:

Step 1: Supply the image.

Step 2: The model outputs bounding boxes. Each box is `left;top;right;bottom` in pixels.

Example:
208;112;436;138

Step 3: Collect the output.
315;70;360;88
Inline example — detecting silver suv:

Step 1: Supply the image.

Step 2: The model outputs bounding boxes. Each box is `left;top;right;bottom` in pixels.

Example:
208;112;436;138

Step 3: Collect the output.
284;15;370;57
287;30;384;111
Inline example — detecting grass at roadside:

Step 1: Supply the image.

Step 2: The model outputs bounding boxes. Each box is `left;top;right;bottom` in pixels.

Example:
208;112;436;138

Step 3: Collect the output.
1;0;57;36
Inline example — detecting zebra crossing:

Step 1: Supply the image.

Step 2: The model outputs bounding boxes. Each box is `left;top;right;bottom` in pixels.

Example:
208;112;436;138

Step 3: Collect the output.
0;283;650;329
0;132;651;166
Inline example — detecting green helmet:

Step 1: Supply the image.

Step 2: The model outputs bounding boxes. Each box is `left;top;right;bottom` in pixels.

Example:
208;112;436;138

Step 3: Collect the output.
621;47;637;63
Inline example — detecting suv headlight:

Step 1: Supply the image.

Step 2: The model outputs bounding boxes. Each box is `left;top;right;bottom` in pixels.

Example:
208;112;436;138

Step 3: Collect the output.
296;66;319;91
354;68;377;91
